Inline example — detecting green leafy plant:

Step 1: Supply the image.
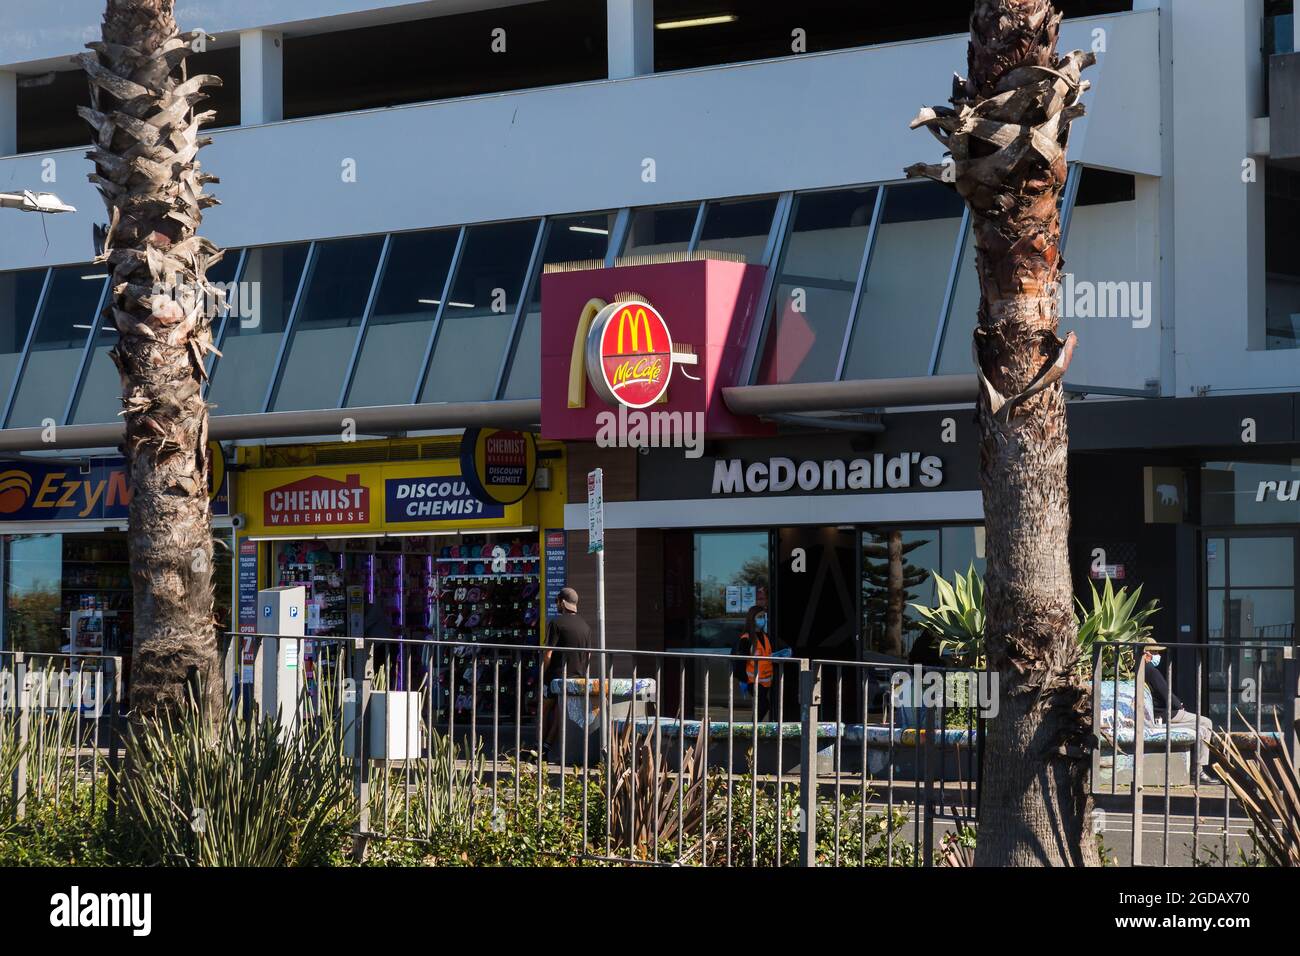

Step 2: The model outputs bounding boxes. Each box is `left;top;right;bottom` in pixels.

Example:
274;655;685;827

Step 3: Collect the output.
911;565;986;667
703;776;915;867
1075;577;1160;679
367;729;486;840
115;700;353;867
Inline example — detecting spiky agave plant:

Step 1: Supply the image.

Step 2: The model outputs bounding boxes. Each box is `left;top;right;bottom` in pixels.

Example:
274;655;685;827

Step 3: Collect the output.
1075;577;1160;679
911;564;987;667
115;699;352;866
79;0;225;720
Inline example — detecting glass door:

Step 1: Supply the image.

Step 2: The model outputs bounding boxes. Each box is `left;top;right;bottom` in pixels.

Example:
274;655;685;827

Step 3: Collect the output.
1204;532;1297;730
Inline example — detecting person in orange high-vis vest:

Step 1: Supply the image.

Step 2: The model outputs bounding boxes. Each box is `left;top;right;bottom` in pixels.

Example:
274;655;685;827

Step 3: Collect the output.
733;604;783;720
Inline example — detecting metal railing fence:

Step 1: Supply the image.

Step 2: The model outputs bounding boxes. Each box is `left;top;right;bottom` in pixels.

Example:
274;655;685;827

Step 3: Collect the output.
4;633;1297;867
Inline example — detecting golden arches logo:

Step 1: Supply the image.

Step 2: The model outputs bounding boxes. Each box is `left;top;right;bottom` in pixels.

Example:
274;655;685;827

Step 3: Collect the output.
0;470;33;514
614;306;656;355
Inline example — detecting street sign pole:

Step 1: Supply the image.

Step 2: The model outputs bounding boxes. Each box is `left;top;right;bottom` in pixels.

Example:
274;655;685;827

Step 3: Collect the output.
587;468;607;755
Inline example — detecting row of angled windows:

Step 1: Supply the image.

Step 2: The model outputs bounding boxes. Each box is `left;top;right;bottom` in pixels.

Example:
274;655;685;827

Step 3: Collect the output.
0;168;1139;428
14;0;1134;155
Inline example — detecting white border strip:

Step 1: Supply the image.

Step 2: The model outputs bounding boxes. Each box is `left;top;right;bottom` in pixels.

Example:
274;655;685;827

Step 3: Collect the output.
564;490;983;530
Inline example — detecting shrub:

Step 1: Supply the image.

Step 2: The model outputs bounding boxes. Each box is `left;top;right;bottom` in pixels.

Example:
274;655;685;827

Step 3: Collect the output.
115;703;353;867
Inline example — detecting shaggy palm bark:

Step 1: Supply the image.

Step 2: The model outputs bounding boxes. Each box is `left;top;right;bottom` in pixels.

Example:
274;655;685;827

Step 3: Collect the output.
79;0;224;719
907;0;1097;865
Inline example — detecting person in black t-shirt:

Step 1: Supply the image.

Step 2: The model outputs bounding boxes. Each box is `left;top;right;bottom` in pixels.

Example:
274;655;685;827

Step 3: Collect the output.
542;587;594;754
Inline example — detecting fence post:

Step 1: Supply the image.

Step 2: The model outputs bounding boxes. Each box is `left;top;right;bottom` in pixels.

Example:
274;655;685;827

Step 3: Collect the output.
922;701;936;867
1284;647;1299;770
12;652;27;822
798;660;820;867
1131;652;1146;867
351;638;374;863
1090;646;1103;791
104;656;121;825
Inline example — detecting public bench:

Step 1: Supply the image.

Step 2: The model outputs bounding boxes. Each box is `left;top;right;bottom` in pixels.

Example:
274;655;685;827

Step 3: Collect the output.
608;715;978;779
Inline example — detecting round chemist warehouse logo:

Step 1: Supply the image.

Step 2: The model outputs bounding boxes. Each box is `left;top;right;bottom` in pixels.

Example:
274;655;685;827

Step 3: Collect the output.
0;471;33;514
585;300;674;409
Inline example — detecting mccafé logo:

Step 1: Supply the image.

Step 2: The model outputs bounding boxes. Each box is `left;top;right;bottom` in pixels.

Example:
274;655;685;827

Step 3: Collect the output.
570;297;697;410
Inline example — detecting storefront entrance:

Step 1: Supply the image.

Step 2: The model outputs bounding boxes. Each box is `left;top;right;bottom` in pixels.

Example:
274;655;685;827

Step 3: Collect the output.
1203;530;1298;729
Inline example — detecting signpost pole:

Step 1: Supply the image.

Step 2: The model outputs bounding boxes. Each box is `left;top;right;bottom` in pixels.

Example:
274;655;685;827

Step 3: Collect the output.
588;468;607;756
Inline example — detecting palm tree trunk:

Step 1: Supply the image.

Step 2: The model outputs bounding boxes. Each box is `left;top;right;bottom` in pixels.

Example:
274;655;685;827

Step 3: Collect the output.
908;0;1098;865
79;0;224;720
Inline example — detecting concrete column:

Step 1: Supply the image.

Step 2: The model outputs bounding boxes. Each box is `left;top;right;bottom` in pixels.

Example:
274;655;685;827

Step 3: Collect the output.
239;29;283;125
607;0;654;80
0;71;17;156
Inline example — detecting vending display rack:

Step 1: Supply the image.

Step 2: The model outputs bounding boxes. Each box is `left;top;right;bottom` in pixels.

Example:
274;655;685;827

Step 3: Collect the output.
263;533;544;721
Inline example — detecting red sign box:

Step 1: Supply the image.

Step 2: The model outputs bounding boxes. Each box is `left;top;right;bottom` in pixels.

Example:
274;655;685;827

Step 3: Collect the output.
540;258;771;440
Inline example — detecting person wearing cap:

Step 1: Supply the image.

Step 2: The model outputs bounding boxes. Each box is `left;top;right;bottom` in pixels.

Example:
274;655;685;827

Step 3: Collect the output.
1143;646;1215;784
541;587;594;755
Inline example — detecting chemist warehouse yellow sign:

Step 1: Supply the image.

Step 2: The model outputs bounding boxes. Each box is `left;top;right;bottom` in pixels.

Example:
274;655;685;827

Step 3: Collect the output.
240;461;530;537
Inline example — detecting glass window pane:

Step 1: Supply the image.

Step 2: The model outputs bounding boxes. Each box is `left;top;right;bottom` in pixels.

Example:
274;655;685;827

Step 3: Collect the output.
862;529;939;658
71;253;242;425
757;187;877;384
1227;537;1294;588
1206;537;1226;588
346;229;459;408
844;182;965;380
419;220;539;404
0;269;45;398
1226;589;1295;641
1266;163;1300;349
1057;169;1152;383
696;195;777;262
6;265;104;428
936;232;978;375
939;525;987;581
272;236;384;412
206;243;309;416
3;533;64;654
692;531;770;715
504;212;615;400
622;204;697;259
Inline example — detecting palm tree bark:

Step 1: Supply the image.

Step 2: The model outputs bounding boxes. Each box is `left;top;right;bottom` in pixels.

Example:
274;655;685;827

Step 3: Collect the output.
907;0;1097;865
79;0;224;720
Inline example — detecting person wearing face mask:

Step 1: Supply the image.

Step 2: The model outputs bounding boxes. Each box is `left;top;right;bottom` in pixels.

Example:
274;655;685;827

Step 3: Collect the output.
1142;646;1215;784
733;604;786;720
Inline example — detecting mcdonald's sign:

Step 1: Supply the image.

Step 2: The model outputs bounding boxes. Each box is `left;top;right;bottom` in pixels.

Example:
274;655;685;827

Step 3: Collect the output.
583;299;675;409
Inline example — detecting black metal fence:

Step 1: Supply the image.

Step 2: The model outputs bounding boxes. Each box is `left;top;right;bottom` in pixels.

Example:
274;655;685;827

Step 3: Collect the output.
4;634;1297;867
